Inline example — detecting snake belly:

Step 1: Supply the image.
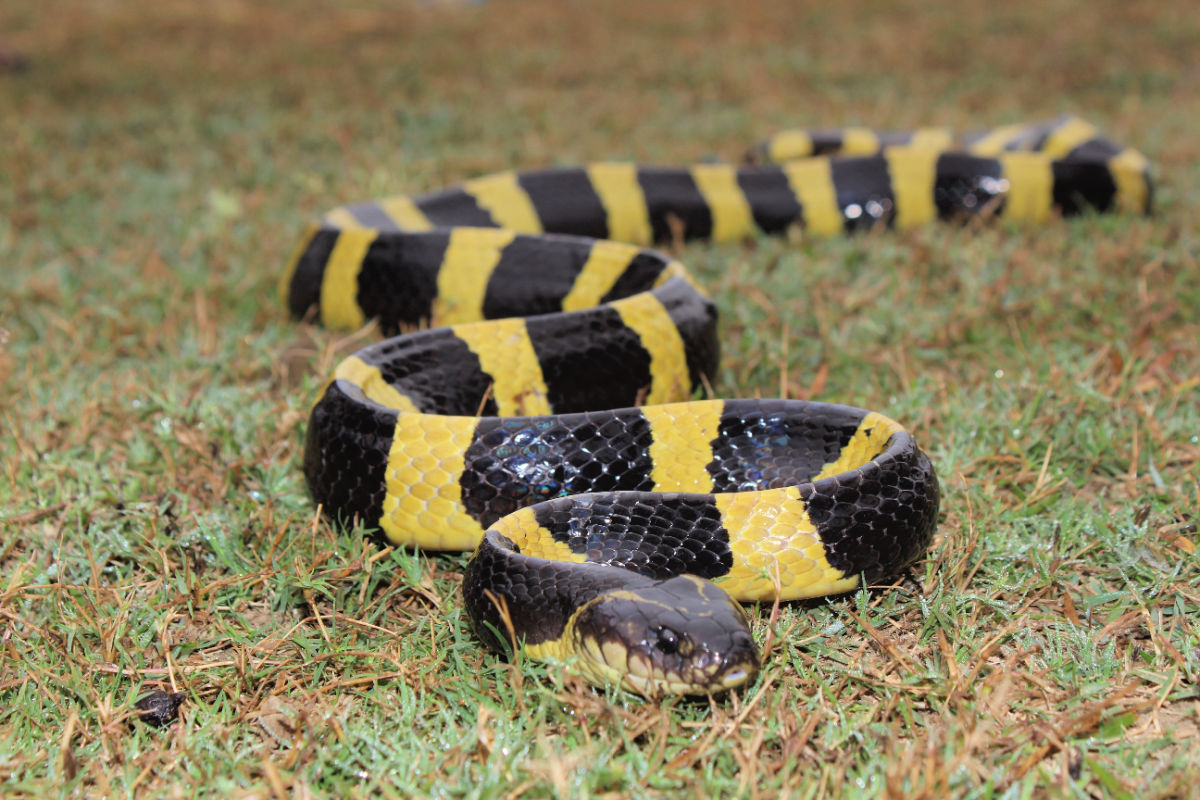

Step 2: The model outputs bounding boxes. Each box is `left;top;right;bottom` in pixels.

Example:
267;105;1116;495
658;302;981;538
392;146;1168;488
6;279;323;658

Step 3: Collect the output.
286;117;1152;696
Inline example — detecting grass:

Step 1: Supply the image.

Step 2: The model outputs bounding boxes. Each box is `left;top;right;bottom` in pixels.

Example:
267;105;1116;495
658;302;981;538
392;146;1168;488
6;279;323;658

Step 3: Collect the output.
2;0;1198;796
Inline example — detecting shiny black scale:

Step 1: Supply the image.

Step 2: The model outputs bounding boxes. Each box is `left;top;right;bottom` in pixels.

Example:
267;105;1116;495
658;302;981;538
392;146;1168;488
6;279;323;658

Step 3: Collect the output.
461;410;657;528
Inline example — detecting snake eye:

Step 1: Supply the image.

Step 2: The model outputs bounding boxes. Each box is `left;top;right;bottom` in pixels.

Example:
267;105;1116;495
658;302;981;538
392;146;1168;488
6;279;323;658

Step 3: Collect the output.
654;627;679;655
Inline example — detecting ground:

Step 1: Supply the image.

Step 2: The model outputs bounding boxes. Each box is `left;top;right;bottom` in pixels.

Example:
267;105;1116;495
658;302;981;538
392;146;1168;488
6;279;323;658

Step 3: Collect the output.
1;0;1198;797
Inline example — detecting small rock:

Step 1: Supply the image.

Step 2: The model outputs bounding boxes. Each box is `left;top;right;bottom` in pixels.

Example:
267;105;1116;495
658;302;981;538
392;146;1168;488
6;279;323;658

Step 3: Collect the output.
135;690;186;727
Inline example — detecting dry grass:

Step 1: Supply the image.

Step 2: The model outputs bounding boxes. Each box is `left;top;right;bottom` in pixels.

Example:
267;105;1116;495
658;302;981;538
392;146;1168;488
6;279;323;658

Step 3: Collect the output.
2;0;1198;797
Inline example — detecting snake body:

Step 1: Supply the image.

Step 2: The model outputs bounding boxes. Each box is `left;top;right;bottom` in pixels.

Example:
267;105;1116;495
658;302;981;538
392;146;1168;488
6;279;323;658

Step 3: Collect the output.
286;118;1151;695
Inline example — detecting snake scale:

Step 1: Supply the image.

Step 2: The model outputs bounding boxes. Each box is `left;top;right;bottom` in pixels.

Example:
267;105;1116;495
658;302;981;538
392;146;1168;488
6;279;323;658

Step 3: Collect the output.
283;117;1151;696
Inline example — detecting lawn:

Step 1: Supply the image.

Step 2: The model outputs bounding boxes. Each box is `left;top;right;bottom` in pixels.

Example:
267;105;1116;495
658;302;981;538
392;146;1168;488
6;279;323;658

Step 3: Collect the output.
1;0;1198;797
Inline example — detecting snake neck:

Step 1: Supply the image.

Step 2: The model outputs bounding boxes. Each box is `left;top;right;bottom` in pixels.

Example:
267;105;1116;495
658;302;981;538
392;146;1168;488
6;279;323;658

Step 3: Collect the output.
462;529;658;655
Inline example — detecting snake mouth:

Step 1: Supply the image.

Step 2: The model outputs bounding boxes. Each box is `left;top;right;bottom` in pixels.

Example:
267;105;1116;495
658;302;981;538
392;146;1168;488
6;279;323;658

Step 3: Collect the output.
597;643;760;697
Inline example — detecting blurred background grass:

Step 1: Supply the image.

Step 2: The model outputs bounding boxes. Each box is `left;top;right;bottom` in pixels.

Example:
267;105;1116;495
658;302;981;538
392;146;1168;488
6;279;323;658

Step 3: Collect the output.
1;0;1197;797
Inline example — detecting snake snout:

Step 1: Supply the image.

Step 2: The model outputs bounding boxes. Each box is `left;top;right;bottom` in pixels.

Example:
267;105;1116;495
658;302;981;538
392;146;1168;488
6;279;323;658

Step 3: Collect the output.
686;624;759;691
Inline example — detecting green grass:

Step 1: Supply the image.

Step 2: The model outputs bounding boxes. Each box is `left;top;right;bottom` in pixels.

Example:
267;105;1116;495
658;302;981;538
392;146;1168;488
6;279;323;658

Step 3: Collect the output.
2;0;1198;797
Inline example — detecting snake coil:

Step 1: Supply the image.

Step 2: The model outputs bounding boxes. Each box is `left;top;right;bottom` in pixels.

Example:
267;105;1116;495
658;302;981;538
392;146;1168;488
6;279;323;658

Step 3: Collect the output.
285;117;1151;695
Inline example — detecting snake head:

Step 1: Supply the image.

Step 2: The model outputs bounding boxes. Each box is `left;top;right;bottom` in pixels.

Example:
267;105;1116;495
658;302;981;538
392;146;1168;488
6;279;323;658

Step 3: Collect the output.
567;574;759;697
